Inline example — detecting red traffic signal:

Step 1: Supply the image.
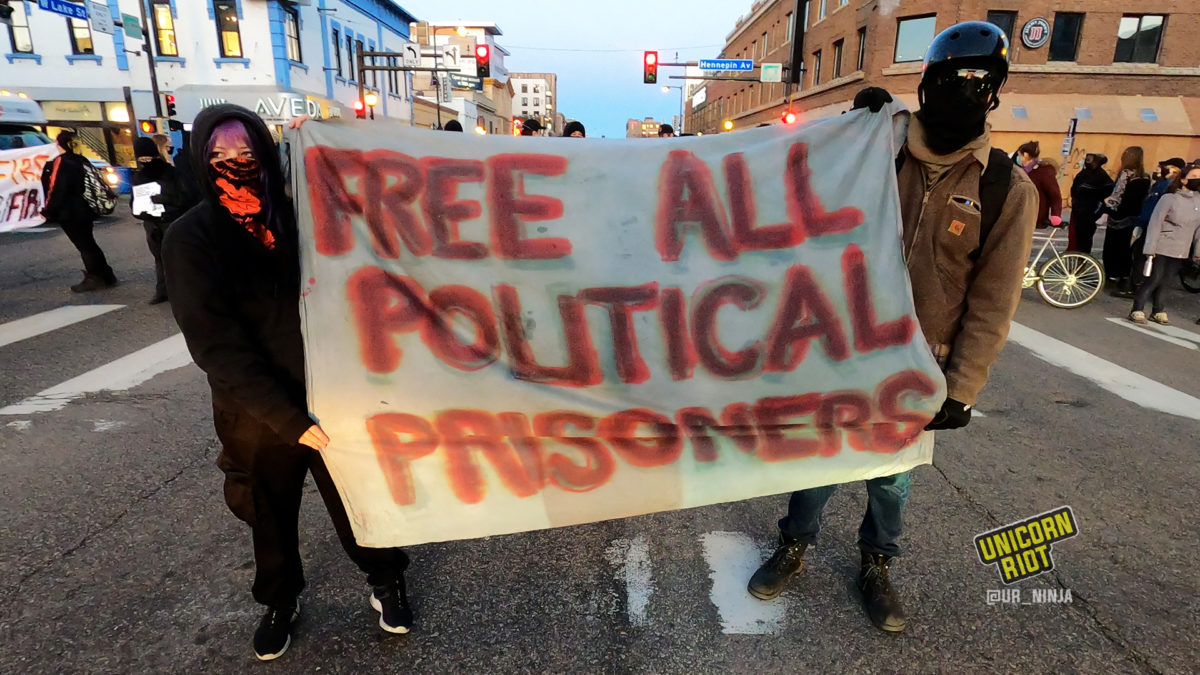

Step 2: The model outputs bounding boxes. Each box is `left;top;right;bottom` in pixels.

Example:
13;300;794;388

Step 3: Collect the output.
139;119;156;134
353;99;366;119
643;51;658;84
781;110;797;124
163;93;177;117
475;43;491;78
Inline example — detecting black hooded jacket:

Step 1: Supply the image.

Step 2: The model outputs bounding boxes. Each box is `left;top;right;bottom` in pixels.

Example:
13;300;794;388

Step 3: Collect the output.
161;105;312;443
130;137;193;224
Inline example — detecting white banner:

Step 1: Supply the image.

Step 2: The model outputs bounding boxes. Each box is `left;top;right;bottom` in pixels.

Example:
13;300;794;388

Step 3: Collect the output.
291;106;945;548
0;143;57;232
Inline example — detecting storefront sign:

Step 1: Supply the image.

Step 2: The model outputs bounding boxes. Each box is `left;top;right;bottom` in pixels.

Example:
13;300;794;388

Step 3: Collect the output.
1021;18;1051;49
190;90;343;123
41;100;104;122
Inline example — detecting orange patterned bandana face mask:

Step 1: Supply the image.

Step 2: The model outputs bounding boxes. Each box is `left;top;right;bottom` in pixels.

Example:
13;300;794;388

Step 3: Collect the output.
209;157;276;250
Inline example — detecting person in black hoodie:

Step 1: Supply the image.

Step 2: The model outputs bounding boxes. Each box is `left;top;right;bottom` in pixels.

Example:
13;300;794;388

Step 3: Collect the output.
40;130;117;292
161;105;412;661
131;136;192;304
1067;153;1114;255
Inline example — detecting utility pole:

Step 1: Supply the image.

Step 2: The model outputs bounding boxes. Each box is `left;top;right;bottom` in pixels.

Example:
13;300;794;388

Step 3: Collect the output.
137;0;163;117
785;0;806;100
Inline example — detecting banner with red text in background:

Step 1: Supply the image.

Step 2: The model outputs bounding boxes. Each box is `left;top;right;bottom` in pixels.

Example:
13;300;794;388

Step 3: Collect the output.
291;105;945;548
0;143;56;232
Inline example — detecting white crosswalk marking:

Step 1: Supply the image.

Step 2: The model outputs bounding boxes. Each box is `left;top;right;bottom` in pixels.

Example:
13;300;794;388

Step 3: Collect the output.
700;532;787;634
0;305;124;349
0;334;193;415
605;535;654;627
1105;317;1199;351
1008;322;1200;421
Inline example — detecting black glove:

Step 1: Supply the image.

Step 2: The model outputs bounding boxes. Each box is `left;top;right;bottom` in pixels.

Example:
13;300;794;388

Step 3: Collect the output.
851;87;893;113
925;398;972;431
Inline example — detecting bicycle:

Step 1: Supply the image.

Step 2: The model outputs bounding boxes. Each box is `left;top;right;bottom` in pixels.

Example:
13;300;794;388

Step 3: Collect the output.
1022;223;1105;308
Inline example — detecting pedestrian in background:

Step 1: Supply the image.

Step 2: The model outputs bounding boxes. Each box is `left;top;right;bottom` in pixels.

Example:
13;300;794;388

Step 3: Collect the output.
1120;157;1188;298
130;136;191;304
163;105;413;661
1129;164;1200;325
1017;141;1063;230
443;119;463;132
40;130;117;293
520;118;542;136
563;120;586;137
658;124;675;138
1068;153;1113;254
1102;146;1152;286
153;133;174;165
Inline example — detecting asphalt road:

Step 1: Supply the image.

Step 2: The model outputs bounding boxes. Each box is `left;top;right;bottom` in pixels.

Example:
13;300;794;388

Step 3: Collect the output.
1;209;1198;674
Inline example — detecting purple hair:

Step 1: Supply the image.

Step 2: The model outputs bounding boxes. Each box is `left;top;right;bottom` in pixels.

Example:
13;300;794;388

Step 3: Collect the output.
205;117;277;230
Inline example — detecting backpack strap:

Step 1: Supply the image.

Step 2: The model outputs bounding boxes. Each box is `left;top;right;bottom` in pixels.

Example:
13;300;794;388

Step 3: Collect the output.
975;147;1014;260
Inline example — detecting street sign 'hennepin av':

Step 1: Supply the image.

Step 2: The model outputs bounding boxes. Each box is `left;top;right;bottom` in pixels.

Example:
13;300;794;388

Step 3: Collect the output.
699;59;754;72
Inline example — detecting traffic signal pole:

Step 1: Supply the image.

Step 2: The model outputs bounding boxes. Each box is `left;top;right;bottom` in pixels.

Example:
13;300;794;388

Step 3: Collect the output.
137;0;163;117
785;0;806;98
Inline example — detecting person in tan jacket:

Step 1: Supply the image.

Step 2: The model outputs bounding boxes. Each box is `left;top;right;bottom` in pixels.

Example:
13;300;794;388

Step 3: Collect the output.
747;21;1038;633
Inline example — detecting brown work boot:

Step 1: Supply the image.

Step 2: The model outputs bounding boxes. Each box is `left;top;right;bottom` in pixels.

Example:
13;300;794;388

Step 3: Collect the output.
747;534;807;600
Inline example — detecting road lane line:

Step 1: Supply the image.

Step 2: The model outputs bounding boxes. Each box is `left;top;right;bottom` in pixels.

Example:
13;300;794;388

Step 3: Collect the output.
0;305;124;349
700;532;786;634
0;334;193;415
1143;322;1200;346
1105;318;1198;351
1008;322;1200;421
604;535;654;627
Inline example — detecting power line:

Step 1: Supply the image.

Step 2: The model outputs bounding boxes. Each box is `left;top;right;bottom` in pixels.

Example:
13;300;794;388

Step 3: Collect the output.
503;44;723;53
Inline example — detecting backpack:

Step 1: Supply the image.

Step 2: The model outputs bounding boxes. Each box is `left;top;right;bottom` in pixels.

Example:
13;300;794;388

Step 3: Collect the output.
896;147;1014;260
81;162;117;216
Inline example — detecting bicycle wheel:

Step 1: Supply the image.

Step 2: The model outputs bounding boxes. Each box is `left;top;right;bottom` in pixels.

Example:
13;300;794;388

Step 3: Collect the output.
1037;253;1105;308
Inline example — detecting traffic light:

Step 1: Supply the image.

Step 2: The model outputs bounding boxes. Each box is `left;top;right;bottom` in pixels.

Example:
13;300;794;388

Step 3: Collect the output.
353;99;366;119
475;43;491;78
140;119;156;134
162;93;177;118
781;110;797;124
643;51;658;84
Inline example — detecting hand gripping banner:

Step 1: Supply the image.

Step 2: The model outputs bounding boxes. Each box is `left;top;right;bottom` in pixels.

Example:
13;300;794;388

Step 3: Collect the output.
292;107;945;548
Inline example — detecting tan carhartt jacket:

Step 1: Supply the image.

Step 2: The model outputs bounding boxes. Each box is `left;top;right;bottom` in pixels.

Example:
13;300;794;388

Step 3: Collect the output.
898;119;1038;406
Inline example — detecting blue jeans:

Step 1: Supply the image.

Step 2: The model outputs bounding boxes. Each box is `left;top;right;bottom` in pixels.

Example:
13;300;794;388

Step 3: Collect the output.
778;471;911;558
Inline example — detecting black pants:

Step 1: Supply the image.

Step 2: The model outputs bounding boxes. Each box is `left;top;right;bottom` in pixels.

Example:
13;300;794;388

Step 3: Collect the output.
61;216;115;282
1133;255;1184;314
1070;217;1098;255
142;220;168;298
213;408;409;609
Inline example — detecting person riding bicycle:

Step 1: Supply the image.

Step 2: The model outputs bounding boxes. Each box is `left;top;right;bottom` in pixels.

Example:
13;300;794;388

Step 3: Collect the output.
746;21;1038;634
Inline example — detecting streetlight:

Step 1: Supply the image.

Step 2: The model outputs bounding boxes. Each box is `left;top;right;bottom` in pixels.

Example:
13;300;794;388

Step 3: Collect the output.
661;84;685;133
364;91;378;120
475;125;487;135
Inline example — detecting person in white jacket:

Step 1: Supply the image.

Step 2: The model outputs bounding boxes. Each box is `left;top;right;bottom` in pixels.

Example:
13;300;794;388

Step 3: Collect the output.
1130;164;1200;325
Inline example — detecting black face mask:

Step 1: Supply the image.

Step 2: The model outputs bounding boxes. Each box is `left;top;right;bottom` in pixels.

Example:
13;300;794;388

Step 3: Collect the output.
917;67;1002;155
1186;179;1200;192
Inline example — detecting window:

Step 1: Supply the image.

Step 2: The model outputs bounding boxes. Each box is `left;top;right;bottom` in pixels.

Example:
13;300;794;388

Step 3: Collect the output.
284;6;302;63
64;17;94;55
1115;15;1165;63
150;0;177;56
346;35;355;80
522;97;528;105
213;2;242;58
761;33;768;58
534;85;541;93
818;0;827;21
894;15;937;63
812;50;822;85
389;57;401;96
857;27;867;70
521;110;528;116
785;12;794;42
832;39;844;78
332;29;342;76
521;84;528;93
534;97;540;106
1046;13;1084;62
839;0;848;6
986;10;1017;41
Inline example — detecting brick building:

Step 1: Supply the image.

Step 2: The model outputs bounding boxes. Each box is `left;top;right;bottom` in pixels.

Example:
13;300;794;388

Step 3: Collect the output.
689;1;1200;167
